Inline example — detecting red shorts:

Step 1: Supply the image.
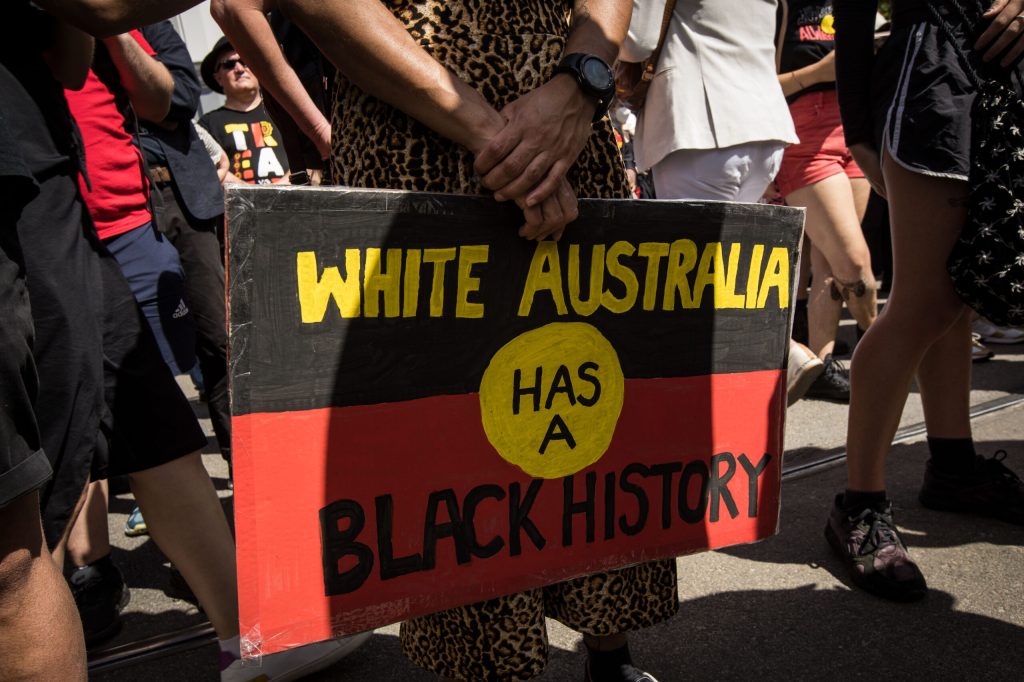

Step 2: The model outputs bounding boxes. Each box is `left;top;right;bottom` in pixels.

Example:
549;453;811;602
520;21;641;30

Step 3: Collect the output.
775;89;864;198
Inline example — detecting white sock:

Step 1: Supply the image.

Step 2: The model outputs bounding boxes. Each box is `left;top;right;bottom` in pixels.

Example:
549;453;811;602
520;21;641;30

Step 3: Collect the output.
219;635;241;658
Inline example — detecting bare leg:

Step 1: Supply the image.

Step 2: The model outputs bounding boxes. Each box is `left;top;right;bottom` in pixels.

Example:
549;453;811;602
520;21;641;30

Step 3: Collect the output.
129;452;239;638
583;633;628;651
917;306;973;439
50;478;91;568
845;177;875;329
807;245;843;358
787;173;878;347
0;491;87;681
845;153;969;491
582;632;635;680
66;479;112;567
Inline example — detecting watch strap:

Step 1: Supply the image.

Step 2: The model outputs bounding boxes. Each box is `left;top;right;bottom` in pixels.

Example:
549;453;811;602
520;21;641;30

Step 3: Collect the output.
554;53;614;122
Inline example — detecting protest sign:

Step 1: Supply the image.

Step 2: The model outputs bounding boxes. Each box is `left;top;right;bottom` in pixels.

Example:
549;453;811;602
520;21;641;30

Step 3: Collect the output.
227;186;803;656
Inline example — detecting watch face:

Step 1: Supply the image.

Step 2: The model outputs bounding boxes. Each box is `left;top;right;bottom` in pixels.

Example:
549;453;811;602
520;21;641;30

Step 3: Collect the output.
581;57;614;91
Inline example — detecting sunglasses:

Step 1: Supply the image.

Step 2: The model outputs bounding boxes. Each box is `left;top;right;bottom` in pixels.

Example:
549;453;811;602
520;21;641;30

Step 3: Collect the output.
217;58;246;72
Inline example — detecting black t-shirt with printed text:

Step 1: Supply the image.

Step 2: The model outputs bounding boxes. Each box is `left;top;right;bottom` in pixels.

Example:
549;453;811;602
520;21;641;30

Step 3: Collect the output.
199;103;290;184
780;0;837;101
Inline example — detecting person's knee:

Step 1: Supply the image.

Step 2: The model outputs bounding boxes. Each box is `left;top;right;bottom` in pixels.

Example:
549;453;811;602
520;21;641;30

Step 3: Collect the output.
0;495;45;605
0;545;36;608
882;297;964;341
848;248;874;282
825;241;873;284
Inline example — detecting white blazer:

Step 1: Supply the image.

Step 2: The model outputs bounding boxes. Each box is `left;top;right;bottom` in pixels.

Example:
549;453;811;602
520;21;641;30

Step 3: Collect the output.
634;0;798;171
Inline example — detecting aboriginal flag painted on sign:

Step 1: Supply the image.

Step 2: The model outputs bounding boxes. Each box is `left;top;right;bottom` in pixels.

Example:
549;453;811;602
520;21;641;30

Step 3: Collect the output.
228;187;804;656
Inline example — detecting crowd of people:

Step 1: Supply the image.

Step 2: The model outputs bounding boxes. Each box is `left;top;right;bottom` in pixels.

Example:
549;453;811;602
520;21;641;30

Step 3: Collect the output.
2;0;1023;681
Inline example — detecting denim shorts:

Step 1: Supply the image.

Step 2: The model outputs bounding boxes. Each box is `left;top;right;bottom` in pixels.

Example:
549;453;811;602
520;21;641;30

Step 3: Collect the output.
103;222;196;375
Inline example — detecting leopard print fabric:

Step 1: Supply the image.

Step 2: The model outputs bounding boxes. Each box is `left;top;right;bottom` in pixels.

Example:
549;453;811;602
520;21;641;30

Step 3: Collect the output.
399;560;679;681
329;2;677;679
329;0;629;199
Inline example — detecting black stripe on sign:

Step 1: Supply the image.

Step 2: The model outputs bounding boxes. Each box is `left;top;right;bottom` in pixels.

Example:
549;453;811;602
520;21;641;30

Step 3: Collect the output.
228;187;803;416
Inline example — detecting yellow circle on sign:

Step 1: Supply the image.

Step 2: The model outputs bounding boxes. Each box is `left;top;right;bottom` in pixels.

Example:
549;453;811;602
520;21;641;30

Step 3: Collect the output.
479;322;624;479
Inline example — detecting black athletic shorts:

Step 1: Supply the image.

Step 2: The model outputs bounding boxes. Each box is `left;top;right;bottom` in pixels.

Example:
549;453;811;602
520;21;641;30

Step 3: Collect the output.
16;170;207;545
872;11;1024;181
3;17;204;540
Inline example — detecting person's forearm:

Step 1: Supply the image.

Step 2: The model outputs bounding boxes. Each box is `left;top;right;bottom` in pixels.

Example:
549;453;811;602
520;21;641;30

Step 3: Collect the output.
211;0;331;158
778;65;815;97
35;0;204;37
103;33;174;122
279;0;504;155
553;0;630;120
779;53;835;97
566;0;632;64
141;23;203;122
44;21;94;90
778;70;802;97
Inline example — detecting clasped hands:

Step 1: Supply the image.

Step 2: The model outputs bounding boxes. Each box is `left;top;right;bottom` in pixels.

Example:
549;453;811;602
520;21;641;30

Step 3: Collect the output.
472;74;599;242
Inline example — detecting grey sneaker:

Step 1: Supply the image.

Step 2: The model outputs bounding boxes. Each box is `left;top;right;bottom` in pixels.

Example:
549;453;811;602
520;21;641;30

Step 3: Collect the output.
825;494;927;601
787;340;824;406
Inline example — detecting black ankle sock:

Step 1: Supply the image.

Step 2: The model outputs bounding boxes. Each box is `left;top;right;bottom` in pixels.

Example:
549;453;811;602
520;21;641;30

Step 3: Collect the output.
927;437;977;475
586;644;635;682
842;489;888;514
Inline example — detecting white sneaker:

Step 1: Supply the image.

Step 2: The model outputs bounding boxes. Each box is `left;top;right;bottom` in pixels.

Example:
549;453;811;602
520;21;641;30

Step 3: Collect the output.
220;631;372;682
787;340;824;406
971;333;995;363
972;318;1024;344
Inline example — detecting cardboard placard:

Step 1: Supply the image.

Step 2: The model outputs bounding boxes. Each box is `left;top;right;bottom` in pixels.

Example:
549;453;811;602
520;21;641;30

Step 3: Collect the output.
227;186;803;656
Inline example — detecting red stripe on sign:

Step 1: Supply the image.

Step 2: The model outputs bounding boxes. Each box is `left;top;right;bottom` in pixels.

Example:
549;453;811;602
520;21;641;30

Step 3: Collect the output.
234;370;785;655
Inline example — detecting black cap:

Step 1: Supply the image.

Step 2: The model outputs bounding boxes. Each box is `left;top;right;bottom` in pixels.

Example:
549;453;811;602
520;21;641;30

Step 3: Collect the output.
200;36;234;94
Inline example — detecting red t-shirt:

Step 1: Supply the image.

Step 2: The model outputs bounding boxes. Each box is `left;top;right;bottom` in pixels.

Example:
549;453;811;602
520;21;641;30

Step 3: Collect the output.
65;30;153;240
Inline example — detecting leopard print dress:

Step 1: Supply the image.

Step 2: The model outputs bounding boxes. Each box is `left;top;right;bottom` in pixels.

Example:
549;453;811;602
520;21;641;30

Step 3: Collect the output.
330;2;679;679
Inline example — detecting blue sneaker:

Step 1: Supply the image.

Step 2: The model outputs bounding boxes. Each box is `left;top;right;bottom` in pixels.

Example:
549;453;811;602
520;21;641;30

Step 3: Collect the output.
124;506;148;537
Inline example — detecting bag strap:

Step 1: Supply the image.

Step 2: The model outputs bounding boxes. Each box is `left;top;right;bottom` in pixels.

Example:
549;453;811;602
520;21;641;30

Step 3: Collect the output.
642;0;679;82
928;0;987;89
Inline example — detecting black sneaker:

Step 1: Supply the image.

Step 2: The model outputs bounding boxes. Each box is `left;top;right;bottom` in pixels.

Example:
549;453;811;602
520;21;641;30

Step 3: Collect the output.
68;555;131;647
805;354;850;402
825;494;927;601
919;451;1024;525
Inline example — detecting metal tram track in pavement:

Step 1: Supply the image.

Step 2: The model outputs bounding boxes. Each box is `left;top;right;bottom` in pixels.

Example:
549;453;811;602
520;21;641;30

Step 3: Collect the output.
783;392;1024;480
86;391;1024;675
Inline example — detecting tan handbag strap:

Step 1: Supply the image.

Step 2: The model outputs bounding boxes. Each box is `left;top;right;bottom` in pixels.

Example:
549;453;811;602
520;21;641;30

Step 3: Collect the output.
643;0;678;81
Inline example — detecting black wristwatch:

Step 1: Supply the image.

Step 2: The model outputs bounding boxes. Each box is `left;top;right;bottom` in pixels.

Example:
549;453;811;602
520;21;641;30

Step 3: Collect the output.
553;53;615;123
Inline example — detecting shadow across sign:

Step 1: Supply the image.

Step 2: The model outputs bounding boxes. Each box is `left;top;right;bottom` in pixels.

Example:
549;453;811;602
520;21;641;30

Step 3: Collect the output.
227;186;803;657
